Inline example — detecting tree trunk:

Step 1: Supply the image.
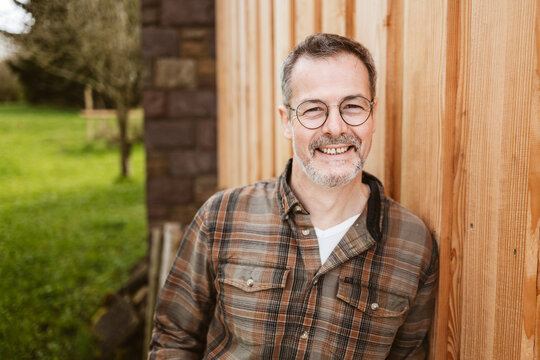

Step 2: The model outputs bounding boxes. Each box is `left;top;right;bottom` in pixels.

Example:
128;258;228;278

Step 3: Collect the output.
116;102;131;178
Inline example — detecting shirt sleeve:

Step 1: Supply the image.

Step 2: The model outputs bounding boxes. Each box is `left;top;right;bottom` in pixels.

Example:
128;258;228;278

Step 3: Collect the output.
147;205;215;360
388;232;439;360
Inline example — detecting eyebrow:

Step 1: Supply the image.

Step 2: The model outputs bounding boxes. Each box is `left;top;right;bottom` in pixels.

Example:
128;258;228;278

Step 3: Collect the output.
295;93;370;105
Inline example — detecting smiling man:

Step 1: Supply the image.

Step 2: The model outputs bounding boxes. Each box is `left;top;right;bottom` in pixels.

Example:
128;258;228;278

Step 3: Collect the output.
149;33;439;359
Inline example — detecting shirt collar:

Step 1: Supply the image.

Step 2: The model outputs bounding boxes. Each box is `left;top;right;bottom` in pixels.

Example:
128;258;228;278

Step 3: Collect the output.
277;158;386;242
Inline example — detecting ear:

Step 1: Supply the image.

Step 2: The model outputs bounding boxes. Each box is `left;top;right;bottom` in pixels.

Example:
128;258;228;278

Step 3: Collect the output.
370;97;378;133
279;105;293;140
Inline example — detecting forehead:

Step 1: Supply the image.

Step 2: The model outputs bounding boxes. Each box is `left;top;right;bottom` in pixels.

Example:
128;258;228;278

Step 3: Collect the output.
289;53;371;103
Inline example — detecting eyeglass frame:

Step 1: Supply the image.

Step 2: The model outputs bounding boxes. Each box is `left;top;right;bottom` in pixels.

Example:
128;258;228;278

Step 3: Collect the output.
285;95;375;130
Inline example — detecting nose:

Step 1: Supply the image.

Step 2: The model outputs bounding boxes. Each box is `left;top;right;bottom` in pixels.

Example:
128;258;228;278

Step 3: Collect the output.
322;104;347;136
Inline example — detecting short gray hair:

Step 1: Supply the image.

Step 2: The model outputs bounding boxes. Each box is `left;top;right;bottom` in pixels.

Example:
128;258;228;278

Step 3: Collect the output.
280;33;377;105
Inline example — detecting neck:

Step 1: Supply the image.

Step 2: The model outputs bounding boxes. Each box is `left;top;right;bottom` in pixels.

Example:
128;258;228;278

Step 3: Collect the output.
289;161;371;230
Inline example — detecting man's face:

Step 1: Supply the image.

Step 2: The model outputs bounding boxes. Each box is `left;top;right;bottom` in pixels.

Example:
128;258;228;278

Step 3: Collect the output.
279;53;377;188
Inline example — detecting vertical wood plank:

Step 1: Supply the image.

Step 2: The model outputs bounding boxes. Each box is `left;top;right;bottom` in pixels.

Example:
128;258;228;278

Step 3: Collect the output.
258;0;275;180
383;0;403;201
451;1;538;358
321;0;347;35
228;0;240;187
246;0;260;184
273;0;294;174
398;1;452;358
295;0;316;42
237;0;248;185
353;0;388;185
533;3;540;358
494;0;537;358
216;0;230;188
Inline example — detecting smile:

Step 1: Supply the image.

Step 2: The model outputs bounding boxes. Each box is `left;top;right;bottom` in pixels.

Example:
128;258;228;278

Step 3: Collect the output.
318;146;351;155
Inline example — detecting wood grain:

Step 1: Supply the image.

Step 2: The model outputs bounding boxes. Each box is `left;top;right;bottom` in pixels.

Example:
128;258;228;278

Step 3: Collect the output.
533;3;540;358
214;3;539;357
295;0;316;43
321;0;346;35
246;0;260;184
216;0;228;188
273;0;294;175
353;0;388;185
258;0;275;181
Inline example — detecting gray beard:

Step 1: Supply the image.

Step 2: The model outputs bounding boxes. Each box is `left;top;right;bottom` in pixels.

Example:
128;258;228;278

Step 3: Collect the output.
291;127;365;188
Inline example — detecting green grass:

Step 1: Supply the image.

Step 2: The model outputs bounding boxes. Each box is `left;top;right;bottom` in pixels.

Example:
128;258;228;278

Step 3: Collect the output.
0;104;147;359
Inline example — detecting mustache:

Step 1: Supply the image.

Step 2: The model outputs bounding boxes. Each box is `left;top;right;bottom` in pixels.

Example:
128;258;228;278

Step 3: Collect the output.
309;134;362;155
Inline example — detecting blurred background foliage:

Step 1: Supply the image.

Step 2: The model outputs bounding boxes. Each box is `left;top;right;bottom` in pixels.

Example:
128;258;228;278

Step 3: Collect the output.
0;0;147;358
2;0;141;177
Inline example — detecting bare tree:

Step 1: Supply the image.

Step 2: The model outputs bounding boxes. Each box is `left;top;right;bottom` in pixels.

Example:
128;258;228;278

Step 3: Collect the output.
5;0;140;178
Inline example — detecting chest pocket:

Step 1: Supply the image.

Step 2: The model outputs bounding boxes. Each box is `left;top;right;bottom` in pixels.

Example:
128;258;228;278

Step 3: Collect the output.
217;262;289;345
336;276;409;347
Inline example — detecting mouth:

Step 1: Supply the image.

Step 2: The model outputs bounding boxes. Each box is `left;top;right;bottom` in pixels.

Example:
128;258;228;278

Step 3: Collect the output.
309;134;362;157
317;145;354;155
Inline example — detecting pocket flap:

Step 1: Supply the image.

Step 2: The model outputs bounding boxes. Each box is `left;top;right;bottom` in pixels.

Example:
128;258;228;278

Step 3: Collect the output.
218;263;289;292
337;277;409;317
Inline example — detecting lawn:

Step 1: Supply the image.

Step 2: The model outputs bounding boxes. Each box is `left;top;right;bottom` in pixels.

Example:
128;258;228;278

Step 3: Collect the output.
0;104;147;359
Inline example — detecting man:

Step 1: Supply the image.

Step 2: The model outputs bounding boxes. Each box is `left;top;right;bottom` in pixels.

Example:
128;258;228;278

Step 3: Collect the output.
149;33;438;359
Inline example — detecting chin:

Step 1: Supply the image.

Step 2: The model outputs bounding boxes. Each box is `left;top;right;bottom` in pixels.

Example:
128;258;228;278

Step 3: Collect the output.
304;162;364;188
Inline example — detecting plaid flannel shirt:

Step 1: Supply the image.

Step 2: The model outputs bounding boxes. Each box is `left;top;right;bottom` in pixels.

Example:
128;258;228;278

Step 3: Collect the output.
149;159;439;359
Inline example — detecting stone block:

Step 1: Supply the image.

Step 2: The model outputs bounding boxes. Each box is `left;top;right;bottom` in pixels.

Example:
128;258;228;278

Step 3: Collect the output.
208;27;216;58
142;7;160;25
181;40;208;58
170;150;216;176
147;206;169;225
162;0;214;26
170;204;200;224
141;59;154;89
145;121;196;149
169;150;199;176
168;90;216;118
197;59;215;78
142;0;160;7
146;151;170;177
196;120;216;150
147;177;193;205
155;58;196;89
142;90;166;118
181;27;208;41
142;28;180;59
195;174;217;203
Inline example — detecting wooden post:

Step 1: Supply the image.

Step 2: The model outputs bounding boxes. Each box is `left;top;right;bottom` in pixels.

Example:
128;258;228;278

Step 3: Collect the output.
144;227;163;357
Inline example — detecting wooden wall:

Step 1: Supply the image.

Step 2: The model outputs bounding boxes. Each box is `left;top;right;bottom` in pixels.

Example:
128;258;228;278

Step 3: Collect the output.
216;0;540;358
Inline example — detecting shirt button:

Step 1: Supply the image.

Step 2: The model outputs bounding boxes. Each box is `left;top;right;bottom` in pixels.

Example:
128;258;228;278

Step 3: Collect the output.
246;278;254;287
302;229;310;236
300;331;309;339
371;302;379;311
295;205;302;212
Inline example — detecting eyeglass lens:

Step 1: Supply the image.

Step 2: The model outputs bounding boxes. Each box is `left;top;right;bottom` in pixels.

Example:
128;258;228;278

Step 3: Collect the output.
296;96;371;129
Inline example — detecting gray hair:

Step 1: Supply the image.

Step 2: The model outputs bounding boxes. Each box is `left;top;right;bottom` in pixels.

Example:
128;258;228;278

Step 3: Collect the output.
280;33;377;105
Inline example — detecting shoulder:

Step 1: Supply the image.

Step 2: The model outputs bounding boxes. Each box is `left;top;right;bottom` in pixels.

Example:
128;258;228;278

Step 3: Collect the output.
383;199;439;277
200;177;280;219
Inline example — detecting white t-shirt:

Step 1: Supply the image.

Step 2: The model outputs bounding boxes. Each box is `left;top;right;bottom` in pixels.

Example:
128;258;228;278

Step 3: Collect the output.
314;214;361;264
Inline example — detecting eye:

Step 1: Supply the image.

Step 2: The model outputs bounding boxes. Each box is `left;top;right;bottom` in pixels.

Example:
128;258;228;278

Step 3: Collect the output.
343;103;365;110
303;106;324;114
341;98;370;112
298;101;326;117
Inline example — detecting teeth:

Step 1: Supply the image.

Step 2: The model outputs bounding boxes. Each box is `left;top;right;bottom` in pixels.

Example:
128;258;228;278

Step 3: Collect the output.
320;146;349;155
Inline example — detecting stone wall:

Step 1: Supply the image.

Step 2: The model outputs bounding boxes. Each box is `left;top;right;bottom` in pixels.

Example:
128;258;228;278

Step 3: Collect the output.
141;0;217;229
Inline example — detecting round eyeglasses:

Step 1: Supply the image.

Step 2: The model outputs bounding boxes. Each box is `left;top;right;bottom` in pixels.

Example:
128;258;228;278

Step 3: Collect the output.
286;95;374;130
